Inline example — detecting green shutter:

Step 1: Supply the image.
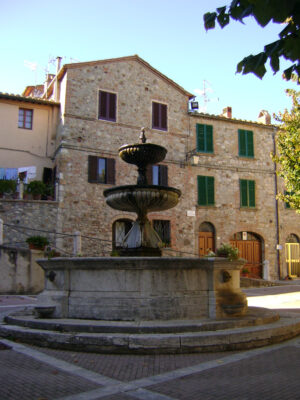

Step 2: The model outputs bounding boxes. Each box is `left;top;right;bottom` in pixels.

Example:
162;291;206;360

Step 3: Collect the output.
198;176;206;205
206;125;213;153
197;124;213;153
207;176;215;205
238;130;246;156
248;180;255;207
240;179;248;207
246;130;254;157
198;176;214;205
196;124;205;152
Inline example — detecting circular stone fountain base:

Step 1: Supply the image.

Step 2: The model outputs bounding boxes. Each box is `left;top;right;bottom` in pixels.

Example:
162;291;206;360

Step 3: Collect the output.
2;307;300;354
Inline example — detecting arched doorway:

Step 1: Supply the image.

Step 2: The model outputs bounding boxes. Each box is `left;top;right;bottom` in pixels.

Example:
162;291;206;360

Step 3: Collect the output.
198;222;215;256
285;234;300;277
112;219;133;249
230;232;262;278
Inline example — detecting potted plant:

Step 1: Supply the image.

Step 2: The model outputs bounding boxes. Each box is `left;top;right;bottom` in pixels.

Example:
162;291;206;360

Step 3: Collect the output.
26;236;49;250
26;180;46;200
0;179;17;198
216;243;239;261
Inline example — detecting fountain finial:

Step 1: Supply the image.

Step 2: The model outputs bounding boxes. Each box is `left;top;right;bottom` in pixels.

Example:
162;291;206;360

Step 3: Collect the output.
139;127;146;143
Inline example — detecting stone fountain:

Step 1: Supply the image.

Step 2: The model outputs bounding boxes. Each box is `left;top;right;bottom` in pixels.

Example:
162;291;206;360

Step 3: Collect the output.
104;128;181;256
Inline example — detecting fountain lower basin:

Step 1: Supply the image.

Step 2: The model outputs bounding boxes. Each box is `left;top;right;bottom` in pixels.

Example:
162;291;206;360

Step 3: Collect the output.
37;257;247;321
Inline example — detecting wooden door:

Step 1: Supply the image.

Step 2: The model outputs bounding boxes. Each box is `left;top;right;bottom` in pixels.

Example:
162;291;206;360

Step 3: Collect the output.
199;232;214;256
230;239;262;278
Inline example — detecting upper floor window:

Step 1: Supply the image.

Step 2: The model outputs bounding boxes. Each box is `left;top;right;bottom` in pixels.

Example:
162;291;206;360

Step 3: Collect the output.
18;108;33;129
98;90;116;122
152;102;167;131
88;155;115;184
196;124;213;153
240;179;255;208
147;165;168;186
238;129;254;158
197;176;215;206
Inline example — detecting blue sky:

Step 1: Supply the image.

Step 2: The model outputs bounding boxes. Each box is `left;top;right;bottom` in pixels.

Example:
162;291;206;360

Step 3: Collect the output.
1;0;297;122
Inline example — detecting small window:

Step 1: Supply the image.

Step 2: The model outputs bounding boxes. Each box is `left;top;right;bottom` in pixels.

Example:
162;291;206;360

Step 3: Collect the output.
238;129;254;158
88;155;115;184
147;165;168;186
152;102;167;131
98;90;116;122
197;176;215;206
240;179;255;208
153;220;171;247
196;124;213;153
18;108;33;129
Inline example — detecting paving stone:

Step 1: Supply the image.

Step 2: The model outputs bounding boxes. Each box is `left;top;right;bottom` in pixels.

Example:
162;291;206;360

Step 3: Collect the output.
0;348;101;400
29;345;237;382
148;346;300;400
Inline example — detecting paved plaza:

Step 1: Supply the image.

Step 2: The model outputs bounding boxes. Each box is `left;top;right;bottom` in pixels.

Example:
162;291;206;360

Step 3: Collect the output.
1;285;300;400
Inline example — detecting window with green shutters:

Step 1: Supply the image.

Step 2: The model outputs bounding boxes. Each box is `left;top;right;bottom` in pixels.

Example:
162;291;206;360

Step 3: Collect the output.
197;176;215;206
240;179;255;208
196;124;213;153
238;129;254;157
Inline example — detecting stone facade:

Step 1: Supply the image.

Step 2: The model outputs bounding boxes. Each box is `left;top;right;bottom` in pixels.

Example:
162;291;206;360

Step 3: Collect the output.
1;55;299;280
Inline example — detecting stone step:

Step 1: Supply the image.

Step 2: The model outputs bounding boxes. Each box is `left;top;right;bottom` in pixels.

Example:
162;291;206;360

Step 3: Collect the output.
4;307;278;334
1;310;300;354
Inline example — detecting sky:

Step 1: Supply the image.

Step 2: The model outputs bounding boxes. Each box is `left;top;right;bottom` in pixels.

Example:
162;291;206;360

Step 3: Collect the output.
1;0;297;122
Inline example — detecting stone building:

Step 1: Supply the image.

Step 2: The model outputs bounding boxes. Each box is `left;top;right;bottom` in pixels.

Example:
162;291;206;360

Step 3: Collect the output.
0;55;299;280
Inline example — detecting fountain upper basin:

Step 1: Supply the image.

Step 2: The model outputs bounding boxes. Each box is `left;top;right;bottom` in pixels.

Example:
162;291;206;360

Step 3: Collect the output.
103;185;181;213
119;143;167;166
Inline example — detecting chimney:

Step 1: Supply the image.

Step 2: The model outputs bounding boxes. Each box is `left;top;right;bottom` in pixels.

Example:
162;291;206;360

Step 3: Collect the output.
54;56;62;102
258;110;271;124
222;106;232;119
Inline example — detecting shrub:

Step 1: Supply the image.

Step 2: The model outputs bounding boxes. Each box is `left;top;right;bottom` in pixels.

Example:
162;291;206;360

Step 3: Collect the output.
26;236;49;250
216;243;239;261
26;180;46;196
0;179;17;194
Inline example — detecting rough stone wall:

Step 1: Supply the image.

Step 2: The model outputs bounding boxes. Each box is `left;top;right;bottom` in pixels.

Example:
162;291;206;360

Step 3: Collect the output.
51;57;300;279
0;200;58;250
0;246;44;294
55;59;191;256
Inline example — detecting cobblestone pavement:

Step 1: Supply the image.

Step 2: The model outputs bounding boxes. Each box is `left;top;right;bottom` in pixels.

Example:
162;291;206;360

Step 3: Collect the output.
1;290;300;400
1;336;300;400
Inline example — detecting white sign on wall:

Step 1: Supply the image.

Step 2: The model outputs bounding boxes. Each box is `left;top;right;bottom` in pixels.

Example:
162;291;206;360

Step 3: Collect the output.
187;210;196;217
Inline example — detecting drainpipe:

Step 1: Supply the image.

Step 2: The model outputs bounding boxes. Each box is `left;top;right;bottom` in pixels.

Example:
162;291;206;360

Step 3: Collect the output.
272;128;281;279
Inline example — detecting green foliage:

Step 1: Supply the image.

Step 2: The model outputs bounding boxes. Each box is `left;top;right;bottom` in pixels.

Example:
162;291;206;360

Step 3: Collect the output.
26;180;46;196
272;89;300;211
216;243;239;261
0;179;17;194
26;235;49;249
204;0;300;80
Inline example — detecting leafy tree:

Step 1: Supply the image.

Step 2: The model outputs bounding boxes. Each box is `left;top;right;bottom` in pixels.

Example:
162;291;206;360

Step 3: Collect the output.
204;0;300;80
272;89;300;211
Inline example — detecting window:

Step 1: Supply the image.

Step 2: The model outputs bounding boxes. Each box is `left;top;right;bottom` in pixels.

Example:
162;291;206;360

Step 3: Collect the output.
153;220;171;247
18;108;33;129
238;129;254;158
240;179;255;207
197;176;215;206
196;124;213;153
113;219;133;248
147;165;168;186
88;155;115;184
98;90;116;121
152;102;167;131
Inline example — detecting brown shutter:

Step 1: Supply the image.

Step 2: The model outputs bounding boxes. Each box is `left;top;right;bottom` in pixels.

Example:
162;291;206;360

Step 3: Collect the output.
161;104;167;130
106;158;115;184
159;165;168;186
99;91;107;119
152;102;159;128
88;155;98;182
109;93;116;121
